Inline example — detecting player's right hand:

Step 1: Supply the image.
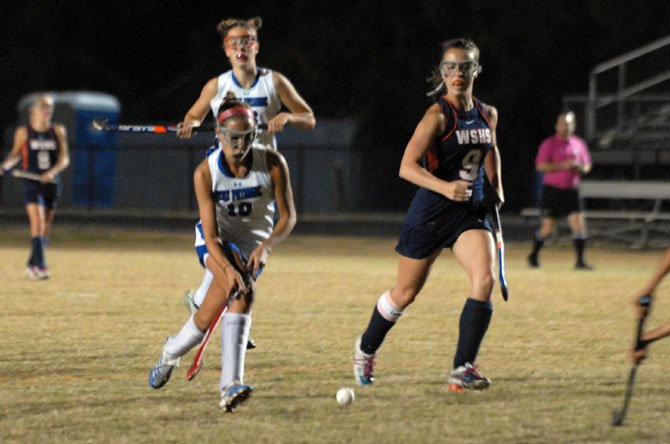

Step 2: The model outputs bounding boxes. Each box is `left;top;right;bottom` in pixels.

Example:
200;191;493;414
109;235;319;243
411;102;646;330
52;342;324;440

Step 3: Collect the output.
224;266;247;299
443;180;473;202
176;122;196;139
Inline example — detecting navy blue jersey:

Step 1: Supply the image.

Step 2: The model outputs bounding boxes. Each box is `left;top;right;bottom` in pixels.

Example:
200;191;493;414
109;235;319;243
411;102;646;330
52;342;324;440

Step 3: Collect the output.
22;126;59;174
396;97;494;258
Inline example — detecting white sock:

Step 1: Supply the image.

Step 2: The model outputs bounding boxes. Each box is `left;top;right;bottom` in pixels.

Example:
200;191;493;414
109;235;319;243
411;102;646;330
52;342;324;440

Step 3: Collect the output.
376;291;405;322
194;269;214;307
220;313;251;391
164;315;205;359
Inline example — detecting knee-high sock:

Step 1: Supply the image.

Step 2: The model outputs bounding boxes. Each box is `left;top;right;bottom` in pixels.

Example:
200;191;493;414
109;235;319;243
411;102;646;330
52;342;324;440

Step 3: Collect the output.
193;269;214;308
573;237;587;264
360;291;404;355
220;313;251;391
28;237;45;267
529;233;544;258
453;298;493;368
164;315;205;359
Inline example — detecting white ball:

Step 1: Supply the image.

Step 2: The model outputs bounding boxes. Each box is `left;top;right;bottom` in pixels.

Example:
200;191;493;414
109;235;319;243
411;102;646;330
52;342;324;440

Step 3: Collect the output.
336;387;355;405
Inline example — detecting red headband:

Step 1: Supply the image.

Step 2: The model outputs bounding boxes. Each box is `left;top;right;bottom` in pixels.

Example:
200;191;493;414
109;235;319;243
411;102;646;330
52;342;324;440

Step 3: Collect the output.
217;106;255;124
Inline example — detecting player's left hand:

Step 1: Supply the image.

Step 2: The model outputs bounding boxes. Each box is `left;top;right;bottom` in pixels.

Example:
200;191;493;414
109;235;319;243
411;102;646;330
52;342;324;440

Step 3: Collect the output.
40;171;54;183
247;245;268;276
267;113;290;134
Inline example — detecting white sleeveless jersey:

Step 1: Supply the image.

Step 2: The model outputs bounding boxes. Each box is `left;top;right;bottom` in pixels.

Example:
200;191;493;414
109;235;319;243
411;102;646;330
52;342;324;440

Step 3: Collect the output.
200;144;275;258
210;68;281;150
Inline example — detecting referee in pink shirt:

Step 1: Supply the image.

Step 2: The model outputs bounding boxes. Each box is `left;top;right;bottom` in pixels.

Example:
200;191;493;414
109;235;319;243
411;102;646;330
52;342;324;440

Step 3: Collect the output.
528;110;593;269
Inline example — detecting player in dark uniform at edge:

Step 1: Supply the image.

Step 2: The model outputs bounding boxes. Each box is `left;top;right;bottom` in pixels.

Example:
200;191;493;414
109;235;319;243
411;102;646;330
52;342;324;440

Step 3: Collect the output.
0;94;70;279
353;37;504;391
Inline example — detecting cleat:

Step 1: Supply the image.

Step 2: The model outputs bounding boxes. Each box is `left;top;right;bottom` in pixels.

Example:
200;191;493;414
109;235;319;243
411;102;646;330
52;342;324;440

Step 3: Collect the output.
149;348;180;389
527;254;539;268
246;338;256;350
37;267;50;279
353;335;376;386
183;289;199;315
575;262;593;271
447;363;491;391
25;266;47;280
219;382;253;413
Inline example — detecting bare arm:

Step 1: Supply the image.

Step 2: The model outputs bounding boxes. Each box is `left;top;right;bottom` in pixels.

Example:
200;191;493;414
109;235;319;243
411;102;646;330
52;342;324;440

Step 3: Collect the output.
42;124;70;183
398;104;472;202
483;106;504;205
177;77;219;139
269;71;316;133
246;150;297;273
0;126;28;174
193;160;246;294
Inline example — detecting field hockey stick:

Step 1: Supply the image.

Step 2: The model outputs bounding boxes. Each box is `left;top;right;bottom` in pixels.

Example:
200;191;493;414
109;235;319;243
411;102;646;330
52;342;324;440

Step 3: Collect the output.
185;303;228;381
489;203;509;301
611;294;652;427
482;177;508;301
185;266;263;381
92;118;267;134
6;169;56;183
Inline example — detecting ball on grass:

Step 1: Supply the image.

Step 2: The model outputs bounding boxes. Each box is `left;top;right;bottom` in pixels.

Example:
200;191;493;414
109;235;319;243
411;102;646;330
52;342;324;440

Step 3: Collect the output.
336;387;355;405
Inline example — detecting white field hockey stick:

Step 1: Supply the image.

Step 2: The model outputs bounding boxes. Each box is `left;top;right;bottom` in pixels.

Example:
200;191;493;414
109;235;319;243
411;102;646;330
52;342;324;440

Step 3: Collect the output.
484;178;508;301
8;169;56;183
92;118;267;134
490;203;509;301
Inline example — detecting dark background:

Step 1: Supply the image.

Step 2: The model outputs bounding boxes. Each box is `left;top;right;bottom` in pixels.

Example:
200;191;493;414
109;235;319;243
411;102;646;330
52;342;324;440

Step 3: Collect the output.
1;0;669;212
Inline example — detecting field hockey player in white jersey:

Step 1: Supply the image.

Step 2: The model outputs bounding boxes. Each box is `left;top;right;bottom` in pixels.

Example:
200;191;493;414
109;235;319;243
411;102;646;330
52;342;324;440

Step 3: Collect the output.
149;99;296;412
175;16;315;148
177;16;315;348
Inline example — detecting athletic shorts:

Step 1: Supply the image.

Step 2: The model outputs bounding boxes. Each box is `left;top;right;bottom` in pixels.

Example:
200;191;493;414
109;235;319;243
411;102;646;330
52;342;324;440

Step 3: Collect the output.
540;185;581;218
21;180;59;209
193;222;251;275
395;207;492;260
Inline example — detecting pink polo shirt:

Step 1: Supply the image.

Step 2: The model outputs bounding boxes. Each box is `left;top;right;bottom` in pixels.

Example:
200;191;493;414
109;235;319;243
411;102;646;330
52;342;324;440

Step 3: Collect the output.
535;134;591;190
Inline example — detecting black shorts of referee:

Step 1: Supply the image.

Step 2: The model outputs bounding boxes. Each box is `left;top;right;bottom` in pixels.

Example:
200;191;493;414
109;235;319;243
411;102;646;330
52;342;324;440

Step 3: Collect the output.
540;185;582;219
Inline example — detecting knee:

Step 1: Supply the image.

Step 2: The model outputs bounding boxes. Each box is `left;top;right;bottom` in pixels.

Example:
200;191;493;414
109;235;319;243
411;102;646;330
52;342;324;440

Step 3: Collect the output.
390;286;419;308
472;271;495;297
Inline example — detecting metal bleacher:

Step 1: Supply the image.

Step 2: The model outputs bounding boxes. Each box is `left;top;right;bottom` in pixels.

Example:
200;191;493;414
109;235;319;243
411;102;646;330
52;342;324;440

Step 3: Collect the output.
562;34;670;180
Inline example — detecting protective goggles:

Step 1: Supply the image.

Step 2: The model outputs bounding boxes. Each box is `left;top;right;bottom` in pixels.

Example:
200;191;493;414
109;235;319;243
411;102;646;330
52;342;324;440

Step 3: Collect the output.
440;60;479;77
224;34;258;49
217;126;257;146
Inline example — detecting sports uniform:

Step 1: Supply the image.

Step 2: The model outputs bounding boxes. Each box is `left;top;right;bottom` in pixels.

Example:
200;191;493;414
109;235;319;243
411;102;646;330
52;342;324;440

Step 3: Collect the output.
186;69;282;312
210;69;280;149
396;97;494;259
194;143;275;268
20;125;60;208
353;38;500;392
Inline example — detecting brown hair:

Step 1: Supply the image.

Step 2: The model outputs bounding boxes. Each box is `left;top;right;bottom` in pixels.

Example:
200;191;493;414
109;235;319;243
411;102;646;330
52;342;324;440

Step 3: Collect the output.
216;17;262;48
426;37;480;99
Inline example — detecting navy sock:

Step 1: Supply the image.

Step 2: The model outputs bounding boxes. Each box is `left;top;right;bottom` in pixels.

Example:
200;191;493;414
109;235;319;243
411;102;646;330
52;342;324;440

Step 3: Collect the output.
530;235;544;257
573;238;586;264
31;237;45;268
360;306;395;355
453;298;493;368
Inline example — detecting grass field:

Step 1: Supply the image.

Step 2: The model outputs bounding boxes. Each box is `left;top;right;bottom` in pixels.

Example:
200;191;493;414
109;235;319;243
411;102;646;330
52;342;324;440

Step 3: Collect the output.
0;225;668;443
